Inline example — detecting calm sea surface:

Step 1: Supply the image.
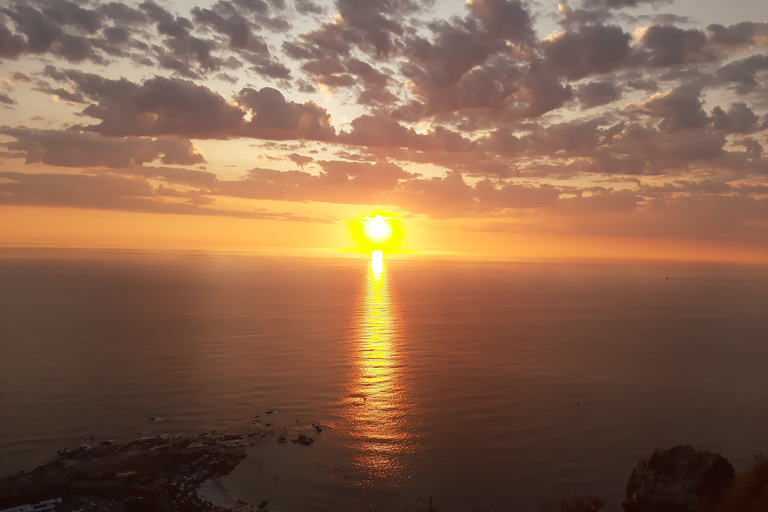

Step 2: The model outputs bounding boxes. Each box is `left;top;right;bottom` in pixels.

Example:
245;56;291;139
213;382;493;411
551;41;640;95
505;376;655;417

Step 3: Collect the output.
1;248;767;512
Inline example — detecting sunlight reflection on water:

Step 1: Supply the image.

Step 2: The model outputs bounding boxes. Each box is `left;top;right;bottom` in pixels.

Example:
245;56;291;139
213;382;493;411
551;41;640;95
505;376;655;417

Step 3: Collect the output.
342;253;415;487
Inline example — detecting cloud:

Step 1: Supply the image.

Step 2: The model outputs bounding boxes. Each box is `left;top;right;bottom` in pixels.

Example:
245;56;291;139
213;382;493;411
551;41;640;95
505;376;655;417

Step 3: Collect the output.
475;179;560;209
100;2;148;23
334;0;409;57
41;69;335;141
582;0;667;9
0;21;25;58
404;19;507;90
716;54;768;94
0;171;153;209
577;80;621;109
235;87;335;140
0;92;16;105
294;0;323;15
518;61;573;117
0;1;104;62
0;127;205;167
542;25;632;80
558;188;638;213
0;169;313;220
712;103;761;133
707;22;768;47
639;84;708;132
212;161;411;205
636;25;712;67
75;74;246;137
317;159;415;191
340;115;474;151
466;0;535;43
0;0;766;244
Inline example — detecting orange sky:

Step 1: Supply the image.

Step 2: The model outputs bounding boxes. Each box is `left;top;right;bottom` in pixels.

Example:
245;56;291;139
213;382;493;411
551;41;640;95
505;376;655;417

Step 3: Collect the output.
0;0;767;263
2;205;766;264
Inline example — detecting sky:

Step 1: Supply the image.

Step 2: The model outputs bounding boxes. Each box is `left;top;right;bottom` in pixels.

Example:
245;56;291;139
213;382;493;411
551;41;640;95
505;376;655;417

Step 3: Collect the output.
0;0;767;261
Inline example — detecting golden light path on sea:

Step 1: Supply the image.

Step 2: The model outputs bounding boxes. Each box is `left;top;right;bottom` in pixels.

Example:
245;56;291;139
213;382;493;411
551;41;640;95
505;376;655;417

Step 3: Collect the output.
343;252;414;485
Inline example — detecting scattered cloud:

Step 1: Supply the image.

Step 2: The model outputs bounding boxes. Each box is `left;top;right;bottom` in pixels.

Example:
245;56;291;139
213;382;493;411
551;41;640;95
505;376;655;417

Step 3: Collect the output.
0;0;765;244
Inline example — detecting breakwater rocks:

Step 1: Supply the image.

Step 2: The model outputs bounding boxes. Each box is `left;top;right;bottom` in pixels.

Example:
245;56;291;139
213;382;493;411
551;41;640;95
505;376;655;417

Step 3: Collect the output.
0;418;323;512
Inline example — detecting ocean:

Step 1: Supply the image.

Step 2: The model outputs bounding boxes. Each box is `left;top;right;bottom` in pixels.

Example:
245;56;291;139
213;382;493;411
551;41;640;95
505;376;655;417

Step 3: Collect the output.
1;248;766;511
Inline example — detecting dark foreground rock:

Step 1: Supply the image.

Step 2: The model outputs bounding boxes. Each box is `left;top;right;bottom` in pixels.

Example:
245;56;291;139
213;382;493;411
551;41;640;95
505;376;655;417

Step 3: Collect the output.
0;434;248;512
623;445;735;512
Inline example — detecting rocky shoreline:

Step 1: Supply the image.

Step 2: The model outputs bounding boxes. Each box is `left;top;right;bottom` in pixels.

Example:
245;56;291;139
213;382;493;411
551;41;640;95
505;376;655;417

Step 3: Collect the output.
0;416;322;512
2;436;765;512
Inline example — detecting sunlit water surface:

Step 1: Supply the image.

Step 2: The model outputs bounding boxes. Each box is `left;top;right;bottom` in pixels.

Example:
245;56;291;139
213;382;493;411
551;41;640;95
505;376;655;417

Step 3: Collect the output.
1;248;767;512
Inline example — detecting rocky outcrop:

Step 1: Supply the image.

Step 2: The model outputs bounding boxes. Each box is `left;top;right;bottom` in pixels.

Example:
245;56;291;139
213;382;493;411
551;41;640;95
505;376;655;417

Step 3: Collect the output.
623;445;735;512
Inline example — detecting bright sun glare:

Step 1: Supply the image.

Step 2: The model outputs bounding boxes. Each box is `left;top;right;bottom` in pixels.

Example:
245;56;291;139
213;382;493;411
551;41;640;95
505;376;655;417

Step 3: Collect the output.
350;212;403;253
364;216;393;244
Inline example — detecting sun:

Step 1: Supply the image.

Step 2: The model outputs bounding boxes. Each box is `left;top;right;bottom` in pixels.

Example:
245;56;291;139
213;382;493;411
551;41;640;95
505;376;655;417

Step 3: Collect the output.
364;216;394;244
349;212;403;253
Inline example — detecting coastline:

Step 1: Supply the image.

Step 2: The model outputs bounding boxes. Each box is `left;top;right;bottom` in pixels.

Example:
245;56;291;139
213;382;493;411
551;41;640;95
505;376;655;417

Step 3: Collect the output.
0;422;320;512
197;477;254;511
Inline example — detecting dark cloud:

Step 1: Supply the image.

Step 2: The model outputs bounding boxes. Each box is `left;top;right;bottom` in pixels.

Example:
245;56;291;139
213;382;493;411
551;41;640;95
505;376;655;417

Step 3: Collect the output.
100;2;148;23
558;188;638;213
475;179;560;209
39;0;102;34
583;0;670;9
103;25;130;44
0;2;104;62
661;130;725;161
0;92;16;105
56;33;98;62
46;70;243;137
0;171;154;209
294;0;323;15
0;21;26;59
404;19;505;89
636;14;693;25
138;0;173;23
236;87;335;140
253;61;292;79
395;171;476;217
2;4;63;53
157;54;201;78
317;159;415;191
340;115;474;152
336;0;405;55
466;0;535;43
0;128;205;167
0;170;307;219
519;61;573;118
716;54;768;94
406;57;521;116
712;103;760;133
577;80;621;109
119;165;218;188
707;22;768;47
734;137;764;157
41;70;334;141
557;3;613;28
193;6;255;49
33;78;87;103
528;118;611;155
301;56;354;89
212;162;411;205
625;77;659;92
543;25;631;80
639;84;708;132
637;25;712;67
